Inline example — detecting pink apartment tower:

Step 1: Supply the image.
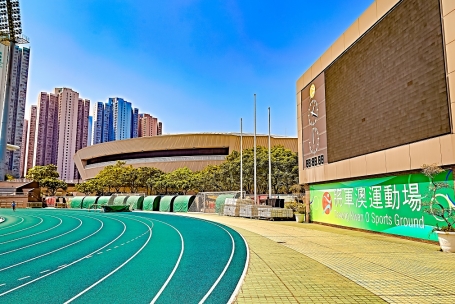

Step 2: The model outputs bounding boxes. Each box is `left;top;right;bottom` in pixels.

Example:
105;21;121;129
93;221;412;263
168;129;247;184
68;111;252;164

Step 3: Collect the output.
32;88;89;180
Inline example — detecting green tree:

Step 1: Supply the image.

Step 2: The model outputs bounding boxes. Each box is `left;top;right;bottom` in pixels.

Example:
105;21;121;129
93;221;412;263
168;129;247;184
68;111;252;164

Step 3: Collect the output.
41;178;68;196
97;161;126;193
168;167;194;194
26;164;60;187
140;167;164;194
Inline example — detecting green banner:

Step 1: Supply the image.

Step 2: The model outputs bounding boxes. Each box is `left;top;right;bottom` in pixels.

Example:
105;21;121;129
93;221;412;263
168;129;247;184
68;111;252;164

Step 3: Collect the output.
310;171;455;241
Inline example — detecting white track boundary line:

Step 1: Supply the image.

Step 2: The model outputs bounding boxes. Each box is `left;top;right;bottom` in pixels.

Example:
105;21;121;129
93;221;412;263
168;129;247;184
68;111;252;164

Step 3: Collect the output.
198;223;235;304
0;216;24;231
0;216;43;237
0;215;83;256
148;218;184;304
0;216;127;297
0;215;63;245
63;216;154;303
164;212;249;304
0;215;104;272
227;232;250;304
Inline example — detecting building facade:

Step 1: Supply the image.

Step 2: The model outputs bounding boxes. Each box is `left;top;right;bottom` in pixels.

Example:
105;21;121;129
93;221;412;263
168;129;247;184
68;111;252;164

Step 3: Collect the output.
19;119;28;177
74;133;298;180
87;116;93;146
35;92;59;167
296;0;455;241
4;46;30;178
33;88;90;180
110;97;132;141
138;114;158;137
26;105;37;174
131;107;139;138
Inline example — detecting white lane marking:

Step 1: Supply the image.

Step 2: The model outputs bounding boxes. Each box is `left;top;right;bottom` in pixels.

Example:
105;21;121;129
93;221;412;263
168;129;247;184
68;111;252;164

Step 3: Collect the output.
0;215;83;255
0;216;104;272
198;223;235;304
0;283;5;287
18;276;30;281
58;265;67;268
97;252;103;255
0;216;44;237
39;270;50;274
0;216;24;231
63;217;154;304
0;216;127;297
228;232;250;304
150;220;184;304
121;244;124;246
106;249;111;251
0;215;63;245
114;246;118;248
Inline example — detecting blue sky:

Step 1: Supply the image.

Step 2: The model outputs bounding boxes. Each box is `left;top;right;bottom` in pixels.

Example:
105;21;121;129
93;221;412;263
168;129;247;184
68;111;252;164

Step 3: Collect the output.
21;0;373;137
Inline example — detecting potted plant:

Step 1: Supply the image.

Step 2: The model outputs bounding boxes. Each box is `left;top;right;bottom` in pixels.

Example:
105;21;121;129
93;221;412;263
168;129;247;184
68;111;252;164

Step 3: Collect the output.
422;164;455;253
285;201;306;223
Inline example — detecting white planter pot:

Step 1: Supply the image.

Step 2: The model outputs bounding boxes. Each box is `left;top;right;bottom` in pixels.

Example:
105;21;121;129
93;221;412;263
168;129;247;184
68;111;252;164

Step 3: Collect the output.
435;231;455;253
295;213;305;223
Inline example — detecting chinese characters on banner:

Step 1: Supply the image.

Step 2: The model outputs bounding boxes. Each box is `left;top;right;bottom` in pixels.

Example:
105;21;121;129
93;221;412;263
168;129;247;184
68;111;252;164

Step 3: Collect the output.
332;184;422;212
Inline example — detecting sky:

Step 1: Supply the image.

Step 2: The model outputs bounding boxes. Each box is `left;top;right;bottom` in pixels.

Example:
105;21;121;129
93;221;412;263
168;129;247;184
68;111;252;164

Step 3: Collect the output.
20;0;374;137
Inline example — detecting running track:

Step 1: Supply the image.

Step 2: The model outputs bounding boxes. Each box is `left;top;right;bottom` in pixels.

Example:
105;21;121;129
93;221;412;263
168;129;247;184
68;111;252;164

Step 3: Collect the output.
0;209;248;303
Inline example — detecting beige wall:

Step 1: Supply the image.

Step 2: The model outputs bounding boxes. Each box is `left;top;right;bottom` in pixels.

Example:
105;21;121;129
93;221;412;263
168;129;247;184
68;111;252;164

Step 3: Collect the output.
297;0;455;185
74;134;298;180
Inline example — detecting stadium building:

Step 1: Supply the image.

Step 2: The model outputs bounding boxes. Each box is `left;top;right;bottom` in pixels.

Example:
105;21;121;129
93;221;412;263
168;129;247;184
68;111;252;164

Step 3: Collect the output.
297;0;455;241
74;133;297;180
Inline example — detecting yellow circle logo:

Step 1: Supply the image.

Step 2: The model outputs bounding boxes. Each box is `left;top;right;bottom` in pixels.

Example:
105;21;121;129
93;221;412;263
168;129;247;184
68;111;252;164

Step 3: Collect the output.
309;84;316;98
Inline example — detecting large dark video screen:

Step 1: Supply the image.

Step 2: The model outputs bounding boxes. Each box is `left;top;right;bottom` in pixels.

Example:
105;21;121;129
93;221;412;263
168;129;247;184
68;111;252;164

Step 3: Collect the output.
325;0;449;163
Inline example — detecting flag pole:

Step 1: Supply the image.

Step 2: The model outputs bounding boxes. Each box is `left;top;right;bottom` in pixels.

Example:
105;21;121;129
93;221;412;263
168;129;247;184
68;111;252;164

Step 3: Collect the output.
268;107;272;199
254;94;257;205
240;118;243;199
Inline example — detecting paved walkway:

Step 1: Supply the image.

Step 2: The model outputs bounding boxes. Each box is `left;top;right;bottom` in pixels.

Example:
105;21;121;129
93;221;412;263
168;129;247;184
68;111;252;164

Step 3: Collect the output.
185;214;455;304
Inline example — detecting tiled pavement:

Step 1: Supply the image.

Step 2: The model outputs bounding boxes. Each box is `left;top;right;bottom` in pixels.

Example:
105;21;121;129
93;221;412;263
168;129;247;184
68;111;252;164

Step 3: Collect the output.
184;214;455;304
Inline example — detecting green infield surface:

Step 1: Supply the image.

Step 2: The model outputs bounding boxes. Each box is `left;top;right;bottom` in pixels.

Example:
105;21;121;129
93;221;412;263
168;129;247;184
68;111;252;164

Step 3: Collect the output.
0;209;248;304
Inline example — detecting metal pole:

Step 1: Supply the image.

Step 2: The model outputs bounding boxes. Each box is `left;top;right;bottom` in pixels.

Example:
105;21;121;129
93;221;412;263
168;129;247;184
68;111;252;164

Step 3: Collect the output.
240;118;243;199
254;94;256;205
268;107;272;199
0;41;16;181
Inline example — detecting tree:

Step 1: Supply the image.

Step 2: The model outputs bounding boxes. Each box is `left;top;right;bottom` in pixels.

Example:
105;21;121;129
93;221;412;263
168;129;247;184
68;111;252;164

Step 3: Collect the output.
26;164;59;187
97;161;126;193
41;178;67;196
168;167;194;194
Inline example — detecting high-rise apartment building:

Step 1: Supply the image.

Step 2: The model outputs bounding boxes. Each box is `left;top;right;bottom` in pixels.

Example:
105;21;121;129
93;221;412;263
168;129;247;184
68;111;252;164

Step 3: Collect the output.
131;108;139;138
3;46;30;178
111;97;132;140
158;122;163;135
87;116;93;146
26;105;37;174
25;105;38;175
91;99;162;145
93;102;104;145
19;119;28;177
139;114;158;137
33;88;89;180
35;92;59;167
74;98;90;179
55;88;81;180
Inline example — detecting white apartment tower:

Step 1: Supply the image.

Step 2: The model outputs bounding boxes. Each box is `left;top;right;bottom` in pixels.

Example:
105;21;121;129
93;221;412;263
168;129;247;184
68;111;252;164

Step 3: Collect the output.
55;88;80;180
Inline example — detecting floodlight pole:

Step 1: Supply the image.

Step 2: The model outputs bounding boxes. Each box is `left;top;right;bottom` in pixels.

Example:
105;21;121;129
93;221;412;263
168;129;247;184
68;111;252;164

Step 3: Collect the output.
268;107;272;199
254;94;257;205
240;118;243;199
